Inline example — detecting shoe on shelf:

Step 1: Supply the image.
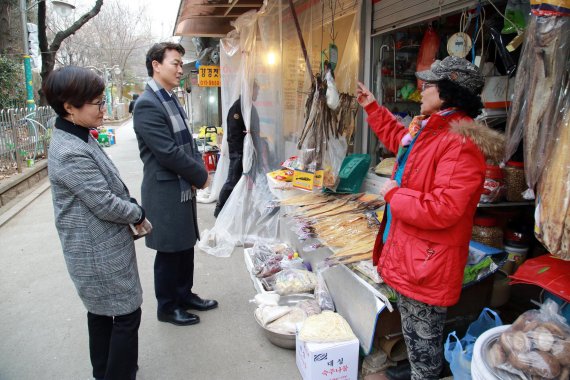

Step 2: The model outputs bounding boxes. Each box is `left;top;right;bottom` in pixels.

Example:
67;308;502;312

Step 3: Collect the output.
182;293;218;311
157;308;200;326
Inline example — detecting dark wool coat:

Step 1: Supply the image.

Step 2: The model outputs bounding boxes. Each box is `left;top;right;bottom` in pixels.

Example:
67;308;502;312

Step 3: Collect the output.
133;85;208;252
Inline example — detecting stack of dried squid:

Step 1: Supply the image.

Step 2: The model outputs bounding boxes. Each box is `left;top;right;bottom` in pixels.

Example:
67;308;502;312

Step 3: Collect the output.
280;193;384;264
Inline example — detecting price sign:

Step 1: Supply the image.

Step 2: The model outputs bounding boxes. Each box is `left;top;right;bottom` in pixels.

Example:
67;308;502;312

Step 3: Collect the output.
198;65;221;87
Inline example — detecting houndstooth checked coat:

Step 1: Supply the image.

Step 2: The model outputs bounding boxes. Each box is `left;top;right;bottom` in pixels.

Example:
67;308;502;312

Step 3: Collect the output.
48;118;143;316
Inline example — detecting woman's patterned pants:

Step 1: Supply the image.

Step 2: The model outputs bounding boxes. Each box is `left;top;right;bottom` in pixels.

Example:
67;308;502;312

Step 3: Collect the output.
397;293;448;380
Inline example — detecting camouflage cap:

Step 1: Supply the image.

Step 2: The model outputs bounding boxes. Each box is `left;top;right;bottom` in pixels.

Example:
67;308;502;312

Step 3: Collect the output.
416;56;484;95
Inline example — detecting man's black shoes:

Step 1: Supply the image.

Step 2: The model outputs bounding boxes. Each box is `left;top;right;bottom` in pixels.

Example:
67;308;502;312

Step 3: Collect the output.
183;294;219;311
157;308;200;326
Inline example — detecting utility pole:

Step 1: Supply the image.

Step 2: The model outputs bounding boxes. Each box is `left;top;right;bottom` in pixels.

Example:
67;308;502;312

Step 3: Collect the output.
20;0;35;110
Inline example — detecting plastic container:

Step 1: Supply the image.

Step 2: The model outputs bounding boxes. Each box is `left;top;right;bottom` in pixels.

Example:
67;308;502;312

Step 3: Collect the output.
471;325;510;380
480;164;504;203
503;221;531;247
472;216;503;249
501;244;528;275
503;161;526;202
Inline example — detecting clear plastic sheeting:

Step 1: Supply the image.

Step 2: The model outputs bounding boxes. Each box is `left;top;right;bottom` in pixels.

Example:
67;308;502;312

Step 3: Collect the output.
502;10;570;199
535;81;570;260
199;0;361;257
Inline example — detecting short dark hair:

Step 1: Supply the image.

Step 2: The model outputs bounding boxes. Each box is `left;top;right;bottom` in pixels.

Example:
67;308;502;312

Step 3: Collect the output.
436;79;484;119
42;66;105;117
145;42;185;77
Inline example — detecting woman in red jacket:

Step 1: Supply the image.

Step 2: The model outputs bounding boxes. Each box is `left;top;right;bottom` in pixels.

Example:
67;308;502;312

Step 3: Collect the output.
356;56;504;380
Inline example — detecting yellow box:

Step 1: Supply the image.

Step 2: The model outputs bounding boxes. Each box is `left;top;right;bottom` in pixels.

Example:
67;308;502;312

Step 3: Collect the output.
293;170;314;191
313;170;324;188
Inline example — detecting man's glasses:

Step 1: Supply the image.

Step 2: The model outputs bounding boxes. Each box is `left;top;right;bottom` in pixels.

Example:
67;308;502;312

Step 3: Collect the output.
86;99;106;112
422;83;436;91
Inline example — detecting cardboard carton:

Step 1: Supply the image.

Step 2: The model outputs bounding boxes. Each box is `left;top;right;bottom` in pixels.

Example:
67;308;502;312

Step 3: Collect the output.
296;337;359;380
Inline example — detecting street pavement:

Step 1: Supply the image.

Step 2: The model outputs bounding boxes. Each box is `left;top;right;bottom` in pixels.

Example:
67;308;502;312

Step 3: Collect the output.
0;119;299;380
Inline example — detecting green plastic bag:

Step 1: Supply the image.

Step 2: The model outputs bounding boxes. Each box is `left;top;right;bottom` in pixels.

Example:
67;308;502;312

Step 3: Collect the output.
326;154;371;193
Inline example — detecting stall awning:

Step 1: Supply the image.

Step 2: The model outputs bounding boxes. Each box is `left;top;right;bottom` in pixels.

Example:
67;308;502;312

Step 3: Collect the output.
174;0;265;37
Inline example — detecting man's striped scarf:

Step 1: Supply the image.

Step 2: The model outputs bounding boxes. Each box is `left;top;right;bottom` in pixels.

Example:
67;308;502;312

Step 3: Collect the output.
148;79;196;202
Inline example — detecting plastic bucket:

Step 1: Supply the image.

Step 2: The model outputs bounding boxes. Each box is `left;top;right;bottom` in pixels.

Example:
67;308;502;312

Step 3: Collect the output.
472;325;510;380
502;245;528;274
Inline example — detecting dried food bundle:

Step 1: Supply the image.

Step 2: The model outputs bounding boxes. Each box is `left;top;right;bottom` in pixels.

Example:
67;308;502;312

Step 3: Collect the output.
535;84;570;260
486;299;570;379
503;11;570;199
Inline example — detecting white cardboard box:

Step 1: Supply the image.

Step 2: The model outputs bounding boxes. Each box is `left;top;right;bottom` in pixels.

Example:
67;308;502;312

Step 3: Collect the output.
296;337;359;380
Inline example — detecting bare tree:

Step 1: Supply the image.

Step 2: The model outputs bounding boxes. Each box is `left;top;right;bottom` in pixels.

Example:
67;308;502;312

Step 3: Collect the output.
56;0;151;103
37;0;103;104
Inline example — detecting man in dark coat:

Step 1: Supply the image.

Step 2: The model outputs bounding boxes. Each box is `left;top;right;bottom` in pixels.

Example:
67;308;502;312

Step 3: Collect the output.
214;81;261;217
133;42;218;326
128;93;139;114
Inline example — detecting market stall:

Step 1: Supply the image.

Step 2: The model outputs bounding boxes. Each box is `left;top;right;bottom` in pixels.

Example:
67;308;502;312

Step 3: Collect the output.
197;0;570;378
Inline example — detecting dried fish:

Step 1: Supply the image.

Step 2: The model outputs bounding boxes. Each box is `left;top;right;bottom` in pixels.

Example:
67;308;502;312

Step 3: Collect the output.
504;15;570;198
536;86;570;260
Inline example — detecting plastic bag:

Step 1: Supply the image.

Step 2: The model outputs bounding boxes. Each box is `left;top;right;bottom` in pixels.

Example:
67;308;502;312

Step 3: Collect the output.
265;307;307;335
502;14;570;199
444;308;503;379
197;228;235;258
297;299;322;316
272;269;317;295
325;69;340;110
488;299;570;379
315;263;335;311
322;136;348;191
502;0;530;34
415;26;440;89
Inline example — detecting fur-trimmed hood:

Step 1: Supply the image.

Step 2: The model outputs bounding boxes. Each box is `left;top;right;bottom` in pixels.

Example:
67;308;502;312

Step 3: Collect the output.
450;119;505;162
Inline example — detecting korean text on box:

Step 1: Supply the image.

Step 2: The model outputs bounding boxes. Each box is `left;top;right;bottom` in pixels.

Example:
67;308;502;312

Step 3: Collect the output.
296;337;359;380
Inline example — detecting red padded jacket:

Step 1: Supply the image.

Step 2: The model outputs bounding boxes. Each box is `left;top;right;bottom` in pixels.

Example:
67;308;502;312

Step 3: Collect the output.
365;102;504;306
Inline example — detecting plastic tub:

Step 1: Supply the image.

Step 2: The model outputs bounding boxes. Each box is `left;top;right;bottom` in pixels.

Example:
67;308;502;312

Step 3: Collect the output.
472;325;511;380
502;245;528;274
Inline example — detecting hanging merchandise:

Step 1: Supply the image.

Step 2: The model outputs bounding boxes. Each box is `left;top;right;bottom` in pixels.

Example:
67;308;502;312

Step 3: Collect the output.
415;25;440;89
329;43;339;71
501;0;531;34
447;32;472;58
535;85;570;259
503;2;570;199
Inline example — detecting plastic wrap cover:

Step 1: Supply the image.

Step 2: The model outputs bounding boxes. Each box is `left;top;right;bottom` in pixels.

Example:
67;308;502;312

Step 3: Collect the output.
535;79;570;259
502;14;570;199
199;0;361;257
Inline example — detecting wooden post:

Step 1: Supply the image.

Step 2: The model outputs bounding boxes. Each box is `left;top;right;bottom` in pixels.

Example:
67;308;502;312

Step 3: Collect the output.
288;0;313;82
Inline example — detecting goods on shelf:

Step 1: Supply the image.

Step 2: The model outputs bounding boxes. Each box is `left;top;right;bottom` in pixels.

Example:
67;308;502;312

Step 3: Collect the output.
504;161;526;202
472;215;504;248
480;300;570;379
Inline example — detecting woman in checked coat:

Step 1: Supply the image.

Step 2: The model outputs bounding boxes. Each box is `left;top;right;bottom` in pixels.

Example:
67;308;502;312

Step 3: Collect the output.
44;66;151;380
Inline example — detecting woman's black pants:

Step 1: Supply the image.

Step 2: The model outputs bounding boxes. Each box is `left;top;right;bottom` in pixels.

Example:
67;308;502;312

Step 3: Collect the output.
87;307;141;380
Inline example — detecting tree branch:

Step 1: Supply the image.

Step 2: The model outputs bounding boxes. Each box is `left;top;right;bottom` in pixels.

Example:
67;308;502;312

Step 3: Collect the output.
49;0;104;54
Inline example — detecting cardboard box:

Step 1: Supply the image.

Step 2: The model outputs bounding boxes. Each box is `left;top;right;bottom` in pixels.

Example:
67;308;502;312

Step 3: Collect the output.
296;337;359;380
481;76;515;109
293;170;315;191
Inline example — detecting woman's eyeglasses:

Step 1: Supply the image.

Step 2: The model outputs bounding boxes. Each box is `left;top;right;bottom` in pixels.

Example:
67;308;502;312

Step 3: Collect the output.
86;99;106;111
422;83;436;91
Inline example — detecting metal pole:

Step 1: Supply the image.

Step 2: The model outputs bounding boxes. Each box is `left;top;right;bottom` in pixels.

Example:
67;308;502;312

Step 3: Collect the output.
20;0;36;111
103;64;112;116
